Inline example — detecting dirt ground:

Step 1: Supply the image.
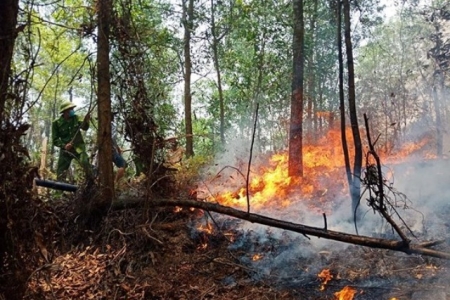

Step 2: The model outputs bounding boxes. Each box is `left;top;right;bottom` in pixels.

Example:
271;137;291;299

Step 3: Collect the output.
11;186;450;300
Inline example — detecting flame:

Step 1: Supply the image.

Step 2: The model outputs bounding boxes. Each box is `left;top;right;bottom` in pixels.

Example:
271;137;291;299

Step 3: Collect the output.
381;134;434;163
318;268;333;291
208;128;356;208
203;127;435;210
334;286;356;300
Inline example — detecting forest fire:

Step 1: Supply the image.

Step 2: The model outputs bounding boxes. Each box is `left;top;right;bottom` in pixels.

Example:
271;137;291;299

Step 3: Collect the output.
201;127;436;211
205;128;356;209
191;127;442;298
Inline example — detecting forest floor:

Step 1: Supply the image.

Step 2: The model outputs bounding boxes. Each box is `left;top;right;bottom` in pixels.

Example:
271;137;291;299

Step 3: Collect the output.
6;172;450;300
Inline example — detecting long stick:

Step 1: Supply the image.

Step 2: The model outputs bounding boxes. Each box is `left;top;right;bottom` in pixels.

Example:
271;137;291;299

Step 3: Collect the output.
246;103;259;214
363;113;410;245
113;197;450;260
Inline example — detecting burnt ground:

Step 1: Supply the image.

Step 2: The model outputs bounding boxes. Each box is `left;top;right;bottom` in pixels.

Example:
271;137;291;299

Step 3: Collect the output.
4;156;450;300
10;183;450;300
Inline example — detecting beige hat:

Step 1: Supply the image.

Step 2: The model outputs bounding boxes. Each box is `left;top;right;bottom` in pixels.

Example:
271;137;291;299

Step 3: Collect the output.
59;101;76;113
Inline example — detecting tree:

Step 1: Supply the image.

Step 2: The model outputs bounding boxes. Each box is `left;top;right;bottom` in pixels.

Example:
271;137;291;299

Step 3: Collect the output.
110;0;176;177
182;0;195;158
209;0;229;145
342;0;362;216
426;4;450;157
336;0;353;217
0;0;19;260
288;0;304;177
96;0;114;207
0;0;19;122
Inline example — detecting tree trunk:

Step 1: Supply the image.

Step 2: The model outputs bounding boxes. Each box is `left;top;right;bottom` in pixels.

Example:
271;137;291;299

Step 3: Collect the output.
210;0;226;145
343;0;362;215
337;0;353;214
0;0;19;267
0;0;18;123
96;0;114;207
288;0;304;177
306;0;318;143
183;0;194;158
433;84;443;156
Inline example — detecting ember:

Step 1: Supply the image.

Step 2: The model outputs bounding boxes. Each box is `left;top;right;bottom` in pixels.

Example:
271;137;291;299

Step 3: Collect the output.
197;222;213;234
252;253;263;261
317;268;333;291
334;286;356;300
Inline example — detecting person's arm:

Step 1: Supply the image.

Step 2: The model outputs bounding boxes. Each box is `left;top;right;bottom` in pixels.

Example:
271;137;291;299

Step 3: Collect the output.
79;113;90;131
51;120;65;149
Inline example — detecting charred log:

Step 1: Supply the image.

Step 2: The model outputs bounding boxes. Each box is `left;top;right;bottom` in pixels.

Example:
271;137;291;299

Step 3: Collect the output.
113;197;450;260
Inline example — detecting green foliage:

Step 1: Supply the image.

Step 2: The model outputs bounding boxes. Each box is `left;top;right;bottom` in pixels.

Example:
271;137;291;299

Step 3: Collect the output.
173;153;214;190
13;0;397;177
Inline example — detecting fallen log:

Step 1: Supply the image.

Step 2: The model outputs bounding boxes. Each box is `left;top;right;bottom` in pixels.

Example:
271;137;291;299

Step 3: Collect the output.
113;197;450;260
34;178;78;192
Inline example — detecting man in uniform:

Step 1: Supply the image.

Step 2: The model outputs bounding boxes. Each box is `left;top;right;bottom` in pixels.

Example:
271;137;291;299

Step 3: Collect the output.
52;101;91;181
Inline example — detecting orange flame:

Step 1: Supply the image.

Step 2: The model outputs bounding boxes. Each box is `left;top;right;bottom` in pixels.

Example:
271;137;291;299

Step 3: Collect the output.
334;286;356;300
204;127;435;210
318;269;333;291
381;135;434;163
209;128;356;208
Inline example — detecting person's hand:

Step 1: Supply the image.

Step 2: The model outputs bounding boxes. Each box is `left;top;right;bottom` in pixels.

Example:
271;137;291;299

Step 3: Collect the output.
64;142;73;150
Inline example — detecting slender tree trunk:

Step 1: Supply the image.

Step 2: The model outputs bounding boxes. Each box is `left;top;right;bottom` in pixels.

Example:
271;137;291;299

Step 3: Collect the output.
306;0;318;142
97;0;114;206
433;83;443;157
210;0;226;145
343;0;362;215
288;0;304;177
337;0;352;210
183;0;194;157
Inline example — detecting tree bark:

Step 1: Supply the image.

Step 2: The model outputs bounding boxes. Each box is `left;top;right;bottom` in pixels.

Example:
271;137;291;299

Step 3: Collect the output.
288;0;304;177
114;197;450;260
0;0;19;123
306;0;318;143
96;0;114;207
210;0;226;145
183;0;195;158
337;1;353;214
343;0;362;215
0;0;19;279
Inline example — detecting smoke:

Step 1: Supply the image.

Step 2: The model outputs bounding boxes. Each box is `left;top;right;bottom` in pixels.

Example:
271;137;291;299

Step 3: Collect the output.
196;125;450;289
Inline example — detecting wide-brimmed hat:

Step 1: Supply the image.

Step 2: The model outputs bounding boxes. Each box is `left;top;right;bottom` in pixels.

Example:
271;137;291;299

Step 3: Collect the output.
60;101;76;113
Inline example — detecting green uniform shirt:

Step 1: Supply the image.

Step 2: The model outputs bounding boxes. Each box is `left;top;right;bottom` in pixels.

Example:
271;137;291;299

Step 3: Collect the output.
52;115;89;154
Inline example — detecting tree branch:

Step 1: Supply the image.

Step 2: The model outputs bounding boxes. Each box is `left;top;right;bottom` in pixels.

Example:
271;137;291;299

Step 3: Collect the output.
113;197;450;260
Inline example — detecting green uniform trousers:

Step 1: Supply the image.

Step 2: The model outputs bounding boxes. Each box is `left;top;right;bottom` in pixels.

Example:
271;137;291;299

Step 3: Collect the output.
56;149;91;181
